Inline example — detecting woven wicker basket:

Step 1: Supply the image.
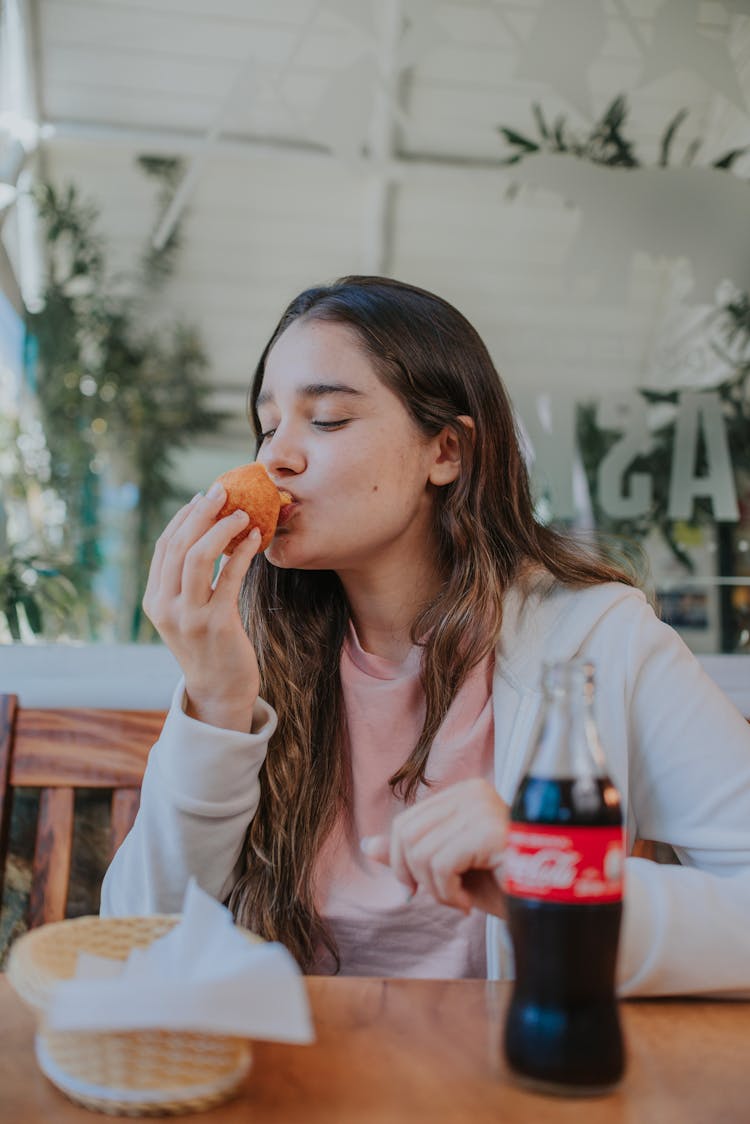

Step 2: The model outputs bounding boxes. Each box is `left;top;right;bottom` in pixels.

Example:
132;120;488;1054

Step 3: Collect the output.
7;914;261;1116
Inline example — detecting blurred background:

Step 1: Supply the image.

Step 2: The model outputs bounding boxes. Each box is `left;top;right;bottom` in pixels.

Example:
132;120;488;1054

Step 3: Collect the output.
1;0;750;654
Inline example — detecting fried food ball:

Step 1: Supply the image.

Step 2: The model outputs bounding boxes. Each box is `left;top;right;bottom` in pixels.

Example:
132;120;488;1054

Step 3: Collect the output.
214;462;293;553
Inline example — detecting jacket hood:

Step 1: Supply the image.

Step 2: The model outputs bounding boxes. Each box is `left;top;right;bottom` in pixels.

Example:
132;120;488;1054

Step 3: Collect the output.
496;577;647;691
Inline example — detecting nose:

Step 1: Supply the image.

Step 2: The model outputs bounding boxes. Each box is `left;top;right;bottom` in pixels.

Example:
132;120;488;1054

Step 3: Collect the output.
257;422;306;478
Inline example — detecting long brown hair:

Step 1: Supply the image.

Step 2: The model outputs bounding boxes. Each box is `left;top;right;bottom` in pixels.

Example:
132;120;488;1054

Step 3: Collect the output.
228;275;634;969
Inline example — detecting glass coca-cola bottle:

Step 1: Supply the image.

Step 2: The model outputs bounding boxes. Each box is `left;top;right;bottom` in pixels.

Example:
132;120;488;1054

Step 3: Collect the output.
502;659;626;1095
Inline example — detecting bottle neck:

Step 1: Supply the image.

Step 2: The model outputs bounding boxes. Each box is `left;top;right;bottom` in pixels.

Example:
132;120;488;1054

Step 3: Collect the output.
528;660;607;781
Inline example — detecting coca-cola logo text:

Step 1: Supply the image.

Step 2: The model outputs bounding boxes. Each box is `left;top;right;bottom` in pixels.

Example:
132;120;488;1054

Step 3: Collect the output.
504;846;581;891
503;824;624;904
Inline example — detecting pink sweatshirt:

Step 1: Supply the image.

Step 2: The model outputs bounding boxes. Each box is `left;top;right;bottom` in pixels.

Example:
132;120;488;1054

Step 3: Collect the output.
312;624;495;977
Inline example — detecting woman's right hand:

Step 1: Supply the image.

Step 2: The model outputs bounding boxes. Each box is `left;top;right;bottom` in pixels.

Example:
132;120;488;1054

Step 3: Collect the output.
142;482;263;732
361;779;508;918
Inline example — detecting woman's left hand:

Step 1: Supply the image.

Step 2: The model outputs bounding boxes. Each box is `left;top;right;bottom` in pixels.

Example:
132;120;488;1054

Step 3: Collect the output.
361;779;509;918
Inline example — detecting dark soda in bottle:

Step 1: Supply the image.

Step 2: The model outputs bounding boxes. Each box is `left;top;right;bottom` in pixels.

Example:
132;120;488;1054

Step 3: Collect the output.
502;659;625;1095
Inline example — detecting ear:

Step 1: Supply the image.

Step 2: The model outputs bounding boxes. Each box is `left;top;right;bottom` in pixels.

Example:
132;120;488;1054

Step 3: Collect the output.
428;415;475;486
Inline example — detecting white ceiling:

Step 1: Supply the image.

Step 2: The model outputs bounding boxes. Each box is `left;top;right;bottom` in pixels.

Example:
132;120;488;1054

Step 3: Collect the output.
31;1;750;155
3;0;750;459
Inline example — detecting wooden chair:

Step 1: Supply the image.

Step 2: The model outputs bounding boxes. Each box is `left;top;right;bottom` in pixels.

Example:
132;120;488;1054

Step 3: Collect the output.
0;694;165;929
631;838;676;862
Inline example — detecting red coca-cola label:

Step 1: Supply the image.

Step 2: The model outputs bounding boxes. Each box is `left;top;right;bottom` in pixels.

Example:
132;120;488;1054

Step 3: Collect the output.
503;823;624;904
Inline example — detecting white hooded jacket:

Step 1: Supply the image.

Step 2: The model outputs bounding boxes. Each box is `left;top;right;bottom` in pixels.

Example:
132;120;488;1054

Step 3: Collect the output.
101;581;750;996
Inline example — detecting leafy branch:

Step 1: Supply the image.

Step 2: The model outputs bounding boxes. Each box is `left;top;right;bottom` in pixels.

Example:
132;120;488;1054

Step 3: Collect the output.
498;95;749;171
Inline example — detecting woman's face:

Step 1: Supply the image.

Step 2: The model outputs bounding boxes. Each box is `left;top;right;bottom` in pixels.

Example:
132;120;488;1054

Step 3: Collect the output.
255;317;452;577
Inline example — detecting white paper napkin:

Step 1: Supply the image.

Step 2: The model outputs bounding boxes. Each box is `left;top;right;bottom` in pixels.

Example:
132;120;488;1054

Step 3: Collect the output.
46;880;315;1043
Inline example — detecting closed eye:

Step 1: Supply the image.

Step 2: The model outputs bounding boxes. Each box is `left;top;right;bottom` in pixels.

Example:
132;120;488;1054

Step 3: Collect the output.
312;419;351;430
258;418;352;442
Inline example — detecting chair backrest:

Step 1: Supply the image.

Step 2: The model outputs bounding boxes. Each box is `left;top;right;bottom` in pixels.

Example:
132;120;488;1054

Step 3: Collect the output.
0;694;165;928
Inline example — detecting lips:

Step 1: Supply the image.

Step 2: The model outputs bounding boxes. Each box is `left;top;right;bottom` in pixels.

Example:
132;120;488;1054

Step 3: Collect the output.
276;500;298;527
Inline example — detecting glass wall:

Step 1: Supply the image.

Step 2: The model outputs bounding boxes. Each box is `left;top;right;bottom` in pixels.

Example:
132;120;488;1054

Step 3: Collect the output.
1;0;749;655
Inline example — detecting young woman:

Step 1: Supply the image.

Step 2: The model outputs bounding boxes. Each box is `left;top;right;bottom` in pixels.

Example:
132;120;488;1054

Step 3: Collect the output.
101;276;750;995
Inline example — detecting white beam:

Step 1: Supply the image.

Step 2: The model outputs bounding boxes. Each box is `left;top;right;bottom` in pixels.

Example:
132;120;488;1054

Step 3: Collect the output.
0;0;44;309
40;117;514;185
362;0;402;275
151;0;326;251
150;52;258;251
0;0;40;171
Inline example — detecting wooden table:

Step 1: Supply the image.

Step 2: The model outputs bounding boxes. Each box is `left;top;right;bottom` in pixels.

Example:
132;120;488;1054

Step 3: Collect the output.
1;974;749;1123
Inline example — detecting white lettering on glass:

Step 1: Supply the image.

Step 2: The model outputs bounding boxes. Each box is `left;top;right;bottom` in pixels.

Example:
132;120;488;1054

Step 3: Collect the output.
596;394;653;518
667;391;739;522
516;390;739;523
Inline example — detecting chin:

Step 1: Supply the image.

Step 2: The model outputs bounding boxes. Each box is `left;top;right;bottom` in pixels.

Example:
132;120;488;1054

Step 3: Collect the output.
265;537;326;571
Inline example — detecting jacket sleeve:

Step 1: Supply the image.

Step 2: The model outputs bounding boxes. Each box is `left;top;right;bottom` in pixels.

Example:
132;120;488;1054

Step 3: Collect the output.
612;595;750;996
100;679;277;916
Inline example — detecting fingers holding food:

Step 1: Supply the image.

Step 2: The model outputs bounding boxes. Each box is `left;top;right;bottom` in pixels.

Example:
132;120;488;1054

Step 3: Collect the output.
211;526;263;606
140;483;264;729
214;462;293;553
180;509;252;606
143;491;202;609
155;484;231;601
146;461;290;617
143;461;290;631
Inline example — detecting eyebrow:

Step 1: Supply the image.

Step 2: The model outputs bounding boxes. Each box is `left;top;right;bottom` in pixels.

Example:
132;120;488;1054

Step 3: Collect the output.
256;382;366;409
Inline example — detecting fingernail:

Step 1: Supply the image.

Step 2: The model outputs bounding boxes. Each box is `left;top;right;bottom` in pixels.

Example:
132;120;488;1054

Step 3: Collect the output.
206;482;223;499
190;491;203;504
232;509;249;522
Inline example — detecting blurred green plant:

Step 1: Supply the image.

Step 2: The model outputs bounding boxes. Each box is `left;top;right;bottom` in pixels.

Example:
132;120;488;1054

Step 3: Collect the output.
0;362;82;640
498;94;749;171
0;554;79;640
2;157;227;641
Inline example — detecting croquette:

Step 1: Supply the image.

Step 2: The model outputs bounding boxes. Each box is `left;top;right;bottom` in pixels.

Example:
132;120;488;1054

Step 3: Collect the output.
214;462;293;553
